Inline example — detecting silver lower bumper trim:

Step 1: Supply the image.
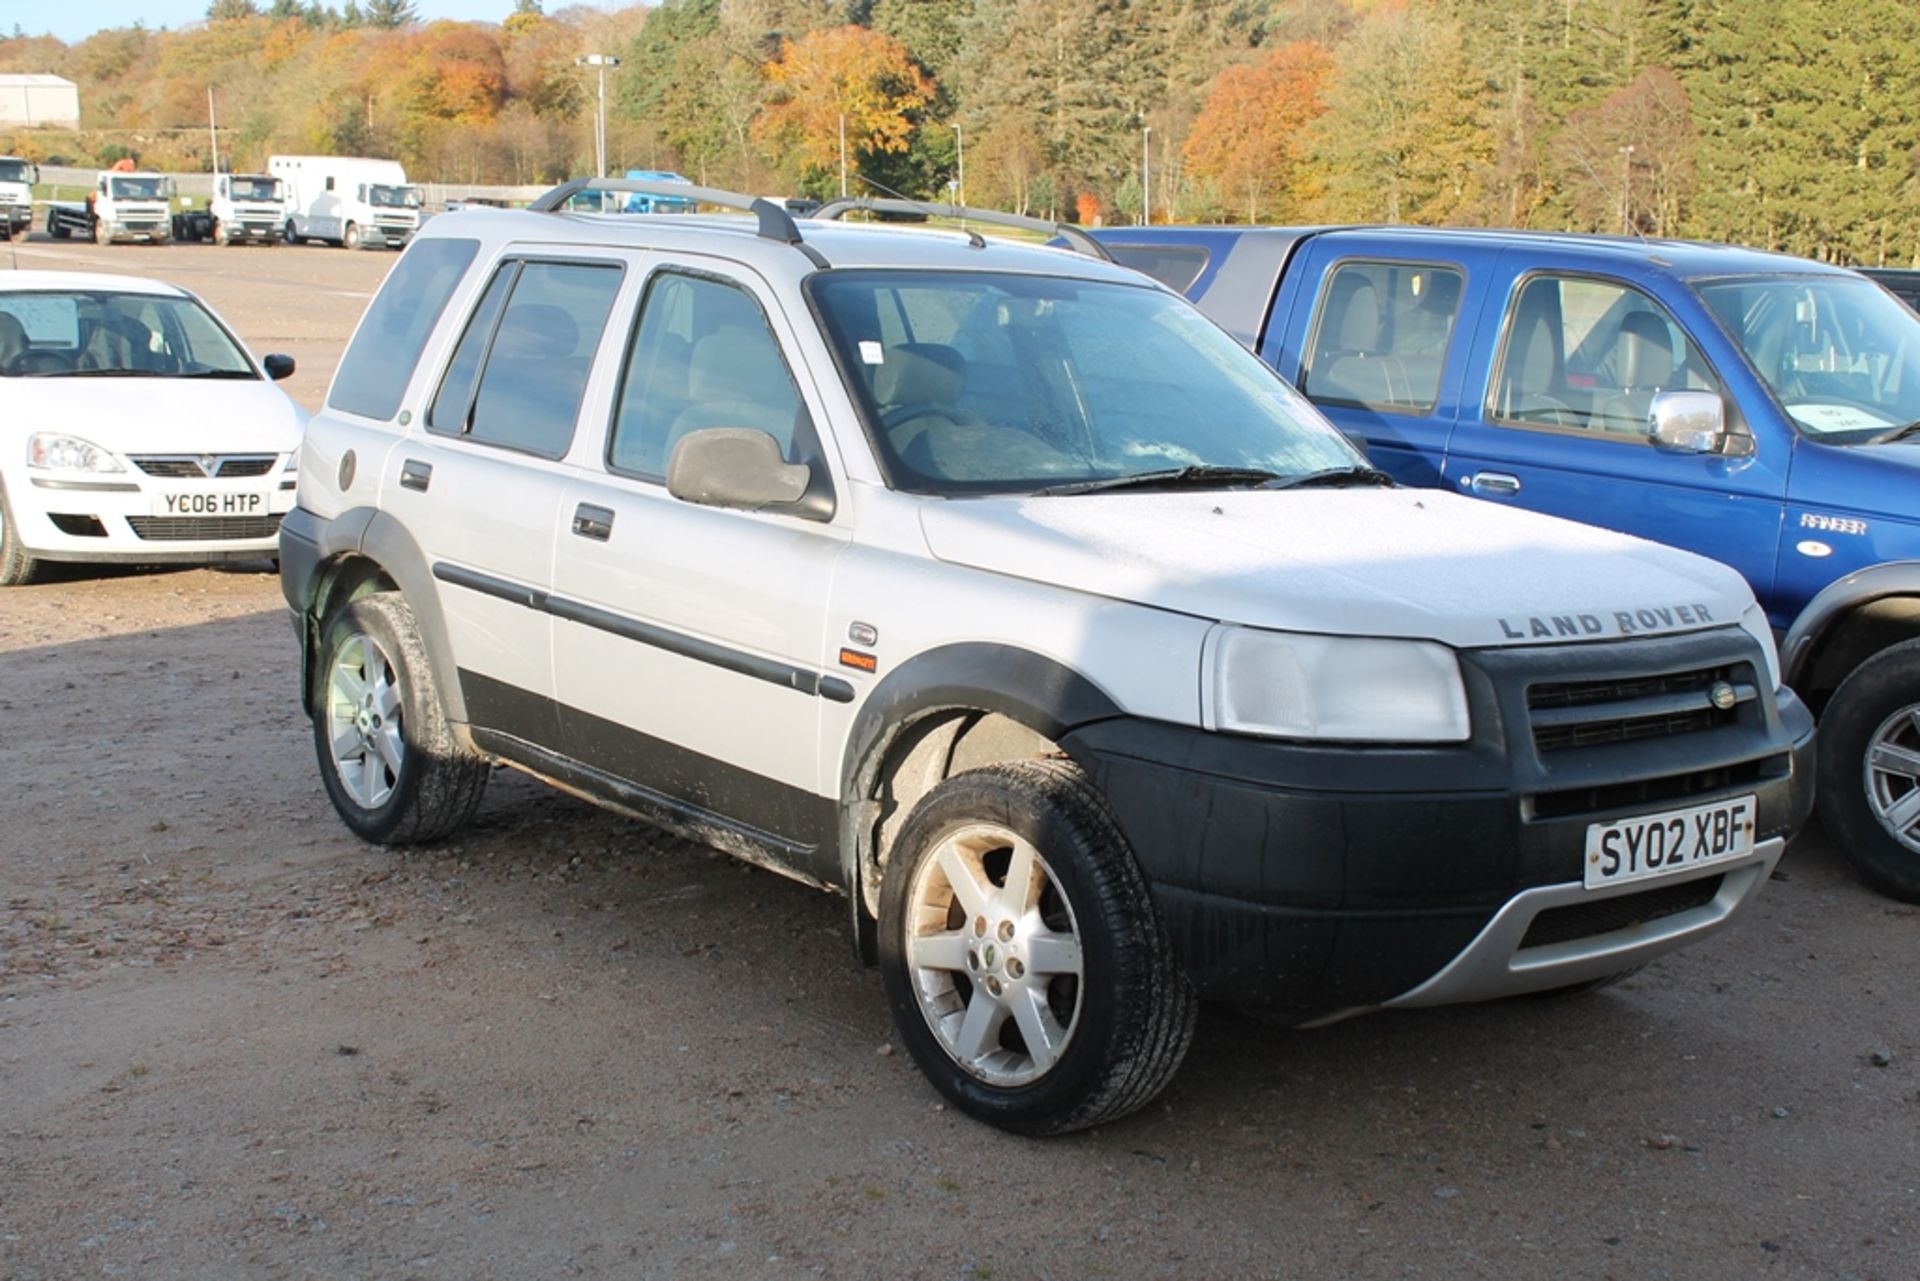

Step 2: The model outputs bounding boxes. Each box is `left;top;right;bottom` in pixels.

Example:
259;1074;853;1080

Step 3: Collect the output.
1381;835;1785;1011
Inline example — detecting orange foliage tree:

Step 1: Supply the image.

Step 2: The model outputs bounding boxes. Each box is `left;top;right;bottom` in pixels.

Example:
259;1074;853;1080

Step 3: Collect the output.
753;25;932;189
1183;40;1333;222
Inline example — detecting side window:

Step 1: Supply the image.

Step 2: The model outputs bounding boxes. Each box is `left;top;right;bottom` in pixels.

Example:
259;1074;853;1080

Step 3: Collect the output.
1304;261;1463;413
1491;275;1722;438
1106;243;1210;293
325;176;335;192
427;259;622;457
607;272;812;480
326;237;479;420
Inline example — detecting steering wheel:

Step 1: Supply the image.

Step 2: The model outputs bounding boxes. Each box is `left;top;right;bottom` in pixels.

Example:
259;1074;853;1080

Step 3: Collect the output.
11;350;69;376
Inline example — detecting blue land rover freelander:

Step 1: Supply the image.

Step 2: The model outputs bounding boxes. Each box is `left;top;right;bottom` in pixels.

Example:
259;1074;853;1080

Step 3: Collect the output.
1094;225;1920;902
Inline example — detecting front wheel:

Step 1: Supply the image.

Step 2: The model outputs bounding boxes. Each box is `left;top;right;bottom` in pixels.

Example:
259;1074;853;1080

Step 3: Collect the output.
312;592;489;845
342;221;361;250
1817;639;1920;902
212;218;229;246
0;483;44;587
283;219;302;245
878;760;1196;1136
93;218;113;246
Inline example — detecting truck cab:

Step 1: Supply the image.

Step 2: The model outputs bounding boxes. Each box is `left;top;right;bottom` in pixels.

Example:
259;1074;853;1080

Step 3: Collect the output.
209;173;289;246
0;156;36;239
48;171;176;245
1094;224;1920;902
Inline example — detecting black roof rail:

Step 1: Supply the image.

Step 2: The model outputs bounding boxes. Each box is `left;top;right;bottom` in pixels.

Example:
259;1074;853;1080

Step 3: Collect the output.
531;177;807;248
810;197;1115;263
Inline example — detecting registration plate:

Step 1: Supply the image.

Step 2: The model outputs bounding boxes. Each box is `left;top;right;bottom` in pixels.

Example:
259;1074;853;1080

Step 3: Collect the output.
154;490;265;516
1583;794;1756;889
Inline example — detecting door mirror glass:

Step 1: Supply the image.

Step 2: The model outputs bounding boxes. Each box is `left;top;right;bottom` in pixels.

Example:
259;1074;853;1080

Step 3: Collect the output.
1648;390;1726;453
666;428;810;511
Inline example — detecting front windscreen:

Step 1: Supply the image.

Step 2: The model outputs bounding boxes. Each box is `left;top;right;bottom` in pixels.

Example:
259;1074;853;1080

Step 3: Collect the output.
229;177;281;201
1698;275;1920;443
809;270;1361;495
109;176;166;200
368;184;420;208
0;159;29;185
0;291;254;379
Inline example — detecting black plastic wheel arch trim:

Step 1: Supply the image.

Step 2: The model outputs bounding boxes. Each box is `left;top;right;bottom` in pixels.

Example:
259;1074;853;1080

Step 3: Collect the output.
430;560;855;703
1781;560;1920;690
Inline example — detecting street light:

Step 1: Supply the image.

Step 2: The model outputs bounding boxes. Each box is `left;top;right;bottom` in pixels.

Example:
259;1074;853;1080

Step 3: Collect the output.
577;54;622;181
952;122;964;208
1141;125;1151;226
1619;143;1635;235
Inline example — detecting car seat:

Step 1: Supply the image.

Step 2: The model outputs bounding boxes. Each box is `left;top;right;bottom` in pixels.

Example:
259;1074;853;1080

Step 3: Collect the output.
1596;311;1675;435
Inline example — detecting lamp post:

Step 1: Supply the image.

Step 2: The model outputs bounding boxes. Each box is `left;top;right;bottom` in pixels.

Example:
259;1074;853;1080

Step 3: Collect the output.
1141;125;1151;226
1619;143;1635;235
577;54;622;180
952;122;964;208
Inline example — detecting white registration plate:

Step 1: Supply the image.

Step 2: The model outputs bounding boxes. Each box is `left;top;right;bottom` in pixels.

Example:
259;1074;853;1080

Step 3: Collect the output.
1583;794;1756;889
153;490;266;517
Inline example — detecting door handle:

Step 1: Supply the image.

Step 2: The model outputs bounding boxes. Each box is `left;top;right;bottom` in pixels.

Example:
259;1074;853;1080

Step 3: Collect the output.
399;459;431;492
571;503;615;541
1465;471;1521;497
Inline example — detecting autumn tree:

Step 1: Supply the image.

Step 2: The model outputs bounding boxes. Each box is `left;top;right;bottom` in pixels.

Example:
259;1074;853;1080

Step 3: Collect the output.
1184;40;1332;222
1551;65;1695;236
754;24;932;194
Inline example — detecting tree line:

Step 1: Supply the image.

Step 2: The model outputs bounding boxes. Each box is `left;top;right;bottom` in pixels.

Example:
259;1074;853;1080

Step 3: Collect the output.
2;0;1915;264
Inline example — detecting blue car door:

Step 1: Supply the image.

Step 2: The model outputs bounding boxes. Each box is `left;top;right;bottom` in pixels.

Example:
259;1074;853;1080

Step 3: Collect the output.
1441;248;1787;596
1262;233;1484;487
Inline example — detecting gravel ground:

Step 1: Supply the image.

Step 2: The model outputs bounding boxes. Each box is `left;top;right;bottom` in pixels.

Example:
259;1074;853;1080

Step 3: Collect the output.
1;238;1916;1281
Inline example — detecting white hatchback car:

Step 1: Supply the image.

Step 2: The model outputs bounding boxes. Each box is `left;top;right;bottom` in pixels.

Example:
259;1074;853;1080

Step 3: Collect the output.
0;271;307;585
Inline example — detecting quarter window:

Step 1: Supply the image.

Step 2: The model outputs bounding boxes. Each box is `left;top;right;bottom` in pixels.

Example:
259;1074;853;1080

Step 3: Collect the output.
327;237;479;420
427;259;623;457
1304;261;1462;413
607;272;812;480
1491;275;1722;437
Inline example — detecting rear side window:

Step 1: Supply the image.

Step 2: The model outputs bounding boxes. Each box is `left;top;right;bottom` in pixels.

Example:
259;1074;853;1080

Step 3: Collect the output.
1106;244;1210;293
1303;261;1463;413
607;272;812;480
428;259;624;457
327;237;478;420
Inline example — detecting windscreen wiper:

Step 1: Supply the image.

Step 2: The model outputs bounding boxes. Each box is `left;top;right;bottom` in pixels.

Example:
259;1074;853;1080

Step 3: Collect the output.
1258;465;1396;491
1869;419;1920;445
1032;465;1284;496
24;368;163;378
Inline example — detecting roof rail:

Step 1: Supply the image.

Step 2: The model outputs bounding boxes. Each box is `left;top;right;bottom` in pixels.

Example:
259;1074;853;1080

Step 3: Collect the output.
531;177;805;246
810;197;1115;263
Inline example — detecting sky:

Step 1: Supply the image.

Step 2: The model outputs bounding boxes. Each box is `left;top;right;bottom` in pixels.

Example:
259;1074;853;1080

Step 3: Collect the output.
9;2;635;45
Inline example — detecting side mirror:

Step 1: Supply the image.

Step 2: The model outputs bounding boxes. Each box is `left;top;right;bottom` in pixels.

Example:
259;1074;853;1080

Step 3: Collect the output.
1647;390;1726;454
263;353;297;381
29;164;39;185
667;428;809;511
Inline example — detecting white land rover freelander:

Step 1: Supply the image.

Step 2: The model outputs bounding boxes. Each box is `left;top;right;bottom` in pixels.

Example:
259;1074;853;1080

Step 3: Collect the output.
281;181;1815;1136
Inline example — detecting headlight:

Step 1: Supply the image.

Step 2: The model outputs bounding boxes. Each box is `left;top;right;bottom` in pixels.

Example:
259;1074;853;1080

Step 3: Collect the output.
27;433;125;474
1203;626;1471;742
1739;603;1784;692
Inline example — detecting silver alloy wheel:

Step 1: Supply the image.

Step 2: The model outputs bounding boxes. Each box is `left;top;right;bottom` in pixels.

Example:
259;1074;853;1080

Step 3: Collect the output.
1864;701;1920;853
904;823;1085;1087
325;630;405;810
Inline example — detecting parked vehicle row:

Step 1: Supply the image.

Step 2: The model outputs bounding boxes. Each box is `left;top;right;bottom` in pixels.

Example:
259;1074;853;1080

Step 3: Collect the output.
1088;224;1920;904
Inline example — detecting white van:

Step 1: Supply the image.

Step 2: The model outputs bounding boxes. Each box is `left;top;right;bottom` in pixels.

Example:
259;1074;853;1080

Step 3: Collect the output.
269;155;420;250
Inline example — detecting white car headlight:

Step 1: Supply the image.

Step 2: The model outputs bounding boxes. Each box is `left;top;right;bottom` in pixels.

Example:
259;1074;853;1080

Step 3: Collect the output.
1739;602;1783;692
1203;626;1471;742
27;433;125;474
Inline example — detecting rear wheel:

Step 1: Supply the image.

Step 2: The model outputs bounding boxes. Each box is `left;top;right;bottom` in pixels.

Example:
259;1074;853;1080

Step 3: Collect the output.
879;760;1196;1136
312;592;488;845
1818;640;1920;902
0;483;44;587
342;221;361;250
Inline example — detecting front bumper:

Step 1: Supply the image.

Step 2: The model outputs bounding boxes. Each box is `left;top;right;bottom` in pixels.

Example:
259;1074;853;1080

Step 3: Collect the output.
12;471;296;563
3;205;28;234
1064;629;1816;1021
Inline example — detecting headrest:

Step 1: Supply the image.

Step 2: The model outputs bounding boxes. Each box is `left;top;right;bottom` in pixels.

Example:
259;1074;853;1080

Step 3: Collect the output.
873;342;966;408
1334;279;1381;350
494;303;577;359
687;327;793;406
0;311;25;360
1615;310;1674;387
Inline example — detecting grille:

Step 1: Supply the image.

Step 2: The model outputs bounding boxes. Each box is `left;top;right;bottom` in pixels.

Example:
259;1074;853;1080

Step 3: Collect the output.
126;514;282;542
1520;875;1723;950
131;455;278;479
1532;756;1782;822
1528;664;1754;753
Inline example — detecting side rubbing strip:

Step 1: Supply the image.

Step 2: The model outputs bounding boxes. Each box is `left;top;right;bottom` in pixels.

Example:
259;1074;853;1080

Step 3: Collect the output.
431;561;853;702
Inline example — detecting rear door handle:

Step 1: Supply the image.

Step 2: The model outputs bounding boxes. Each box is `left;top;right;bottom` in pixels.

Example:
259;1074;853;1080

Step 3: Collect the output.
572;503;615;541
399;459;431;492
1465;471;1521;497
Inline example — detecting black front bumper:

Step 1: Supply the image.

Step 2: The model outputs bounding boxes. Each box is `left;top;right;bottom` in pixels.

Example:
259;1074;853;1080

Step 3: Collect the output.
1064;630;1816;1019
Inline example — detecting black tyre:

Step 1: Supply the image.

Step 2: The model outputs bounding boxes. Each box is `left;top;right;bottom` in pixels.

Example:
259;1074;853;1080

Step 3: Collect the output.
342;221;361;250
0;482;44;587
312;592;488;845
93;218;112;246
878;760;1196;1136
284;219;302;245
1817;640;1920;902
212;218;229;246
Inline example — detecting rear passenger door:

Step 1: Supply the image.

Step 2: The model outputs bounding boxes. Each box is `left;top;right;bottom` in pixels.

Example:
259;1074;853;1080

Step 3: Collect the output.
1279;239;1477;486
396;251;627;744
1442;259;1787;593
548;262;850;879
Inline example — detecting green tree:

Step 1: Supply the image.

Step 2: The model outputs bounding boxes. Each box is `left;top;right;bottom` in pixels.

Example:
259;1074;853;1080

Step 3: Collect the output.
208;0;261;19
362;0;417;30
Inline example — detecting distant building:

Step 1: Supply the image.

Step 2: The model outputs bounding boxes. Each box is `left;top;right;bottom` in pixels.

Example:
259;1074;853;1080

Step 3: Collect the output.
0;75;80;130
